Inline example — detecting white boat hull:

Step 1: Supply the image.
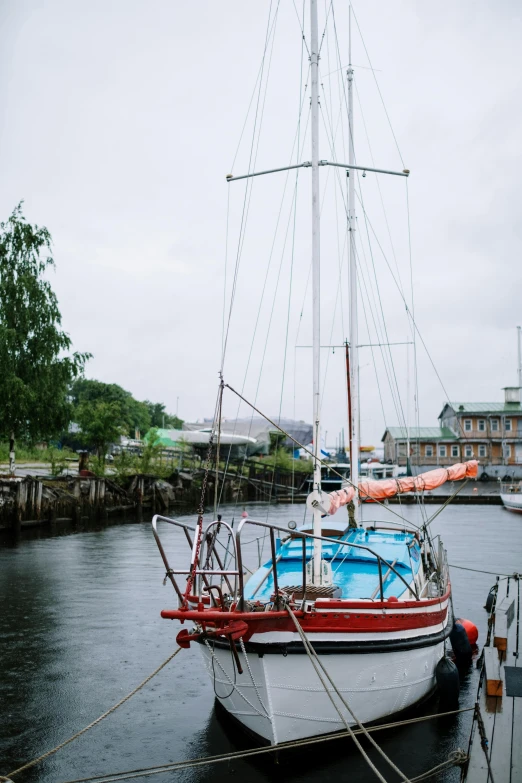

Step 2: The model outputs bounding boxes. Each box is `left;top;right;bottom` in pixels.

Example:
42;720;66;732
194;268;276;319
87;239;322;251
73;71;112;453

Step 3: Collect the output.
200;636;445;744
500;492;522;512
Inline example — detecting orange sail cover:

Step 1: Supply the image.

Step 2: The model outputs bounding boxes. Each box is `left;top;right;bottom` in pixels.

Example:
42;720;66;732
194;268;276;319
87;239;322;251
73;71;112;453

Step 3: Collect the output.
328;460;478;515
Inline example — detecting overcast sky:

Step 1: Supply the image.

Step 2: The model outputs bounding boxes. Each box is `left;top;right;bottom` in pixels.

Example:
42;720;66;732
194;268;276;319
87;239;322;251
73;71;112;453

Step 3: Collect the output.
1;1;521;449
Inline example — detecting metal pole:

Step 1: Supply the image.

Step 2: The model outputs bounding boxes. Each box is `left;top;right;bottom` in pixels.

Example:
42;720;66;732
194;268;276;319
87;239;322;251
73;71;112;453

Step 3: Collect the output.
345;341;353;467
347;11;360;525
517;326;522;388
310;0;322;583
518;326;522;389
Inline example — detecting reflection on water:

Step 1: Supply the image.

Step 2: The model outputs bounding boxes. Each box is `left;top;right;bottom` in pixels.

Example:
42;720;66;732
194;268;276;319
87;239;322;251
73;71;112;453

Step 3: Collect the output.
1;503;521;782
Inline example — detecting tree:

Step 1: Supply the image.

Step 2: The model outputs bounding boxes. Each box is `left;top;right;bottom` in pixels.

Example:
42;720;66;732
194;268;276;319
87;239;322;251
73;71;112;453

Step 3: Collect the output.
144;400;183;429
76;400;125;461
0;204;89;473
70;379;151;437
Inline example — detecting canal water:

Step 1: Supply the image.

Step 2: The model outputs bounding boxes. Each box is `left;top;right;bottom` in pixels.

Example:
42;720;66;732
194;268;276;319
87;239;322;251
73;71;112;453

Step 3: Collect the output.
1;503;521;783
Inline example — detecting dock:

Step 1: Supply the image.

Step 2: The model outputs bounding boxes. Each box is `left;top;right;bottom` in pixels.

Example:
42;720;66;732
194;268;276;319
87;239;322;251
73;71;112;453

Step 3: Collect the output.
463;573;521;781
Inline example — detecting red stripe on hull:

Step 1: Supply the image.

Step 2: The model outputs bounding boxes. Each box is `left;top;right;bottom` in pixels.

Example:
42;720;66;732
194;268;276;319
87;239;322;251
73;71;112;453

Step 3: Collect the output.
161;603;448;640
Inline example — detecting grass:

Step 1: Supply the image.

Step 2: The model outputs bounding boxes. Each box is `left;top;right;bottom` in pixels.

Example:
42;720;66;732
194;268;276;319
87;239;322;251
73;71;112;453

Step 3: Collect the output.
0;442;77;464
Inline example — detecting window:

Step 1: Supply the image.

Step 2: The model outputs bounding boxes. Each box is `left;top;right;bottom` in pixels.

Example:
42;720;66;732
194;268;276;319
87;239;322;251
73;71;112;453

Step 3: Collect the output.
451;445;460;458
478;419;485;431
478;445;487;458
491;419;499;432
464;419;472;432
425;445;433;457
504;444;512;458
439;445;447;457
505;419;512;432
465;445;473;458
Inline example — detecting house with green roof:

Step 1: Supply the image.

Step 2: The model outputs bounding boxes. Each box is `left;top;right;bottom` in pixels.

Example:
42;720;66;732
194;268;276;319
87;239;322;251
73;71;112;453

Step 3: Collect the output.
383;387;522;476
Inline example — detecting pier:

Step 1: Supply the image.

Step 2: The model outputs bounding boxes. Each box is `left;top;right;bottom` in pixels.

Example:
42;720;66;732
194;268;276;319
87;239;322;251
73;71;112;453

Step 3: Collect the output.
464;573;521;781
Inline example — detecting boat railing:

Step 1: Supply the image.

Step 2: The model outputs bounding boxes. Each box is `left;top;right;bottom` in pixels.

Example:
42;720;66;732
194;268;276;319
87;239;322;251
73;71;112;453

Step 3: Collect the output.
152;514;422;611
500;481;522;494
235;516;420;609
152;514;240;607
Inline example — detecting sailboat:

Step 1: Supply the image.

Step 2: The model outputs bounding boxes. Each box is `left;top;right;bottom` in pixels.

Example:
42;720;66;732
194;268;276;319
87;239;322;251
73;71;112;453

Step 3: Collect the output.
152;2;477;745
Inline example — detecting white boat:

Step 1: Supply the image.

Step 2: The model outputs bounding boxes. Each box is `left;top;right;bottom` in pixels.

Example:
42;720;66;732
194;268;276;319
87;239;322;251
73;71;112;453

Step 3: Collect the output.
500;481;522;512
152;2;477;746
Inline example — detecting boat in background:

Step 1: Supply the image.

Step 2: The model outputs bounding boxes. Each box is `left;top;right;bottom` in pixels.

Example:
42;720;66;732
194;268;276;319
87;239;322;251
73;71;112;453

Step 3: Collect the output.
500;481;522;512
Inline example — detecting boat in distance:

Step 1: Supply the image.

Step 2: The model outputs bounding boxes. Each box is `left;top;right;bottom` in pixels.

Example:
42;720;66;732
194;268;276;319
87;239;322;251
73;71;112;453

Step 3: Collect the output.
500;481;522;512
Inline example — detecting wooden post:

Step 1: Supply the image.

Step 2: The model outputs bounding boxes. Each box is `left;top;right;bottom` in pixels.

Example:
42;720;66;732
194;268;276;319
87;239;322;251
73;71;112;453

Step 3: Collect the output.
13;480;26;533
97;478;107;520
493;595;515;661
89;478;96;506
35;481;42;520
136;476;144;522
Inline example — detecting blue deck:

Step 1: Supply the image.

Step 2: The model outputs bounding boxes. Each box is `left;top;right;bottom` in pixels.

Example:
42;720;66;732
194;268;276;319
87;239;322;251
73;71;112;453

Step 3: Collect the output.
244;527;421;602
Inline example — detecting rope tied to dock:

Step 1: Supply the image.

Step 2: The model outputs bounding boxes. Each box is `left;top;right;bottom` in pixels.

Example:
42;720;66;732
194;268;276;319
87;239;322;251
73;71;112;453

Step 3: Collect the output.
409;749;468;782
4;647;182;780
12;707;473;783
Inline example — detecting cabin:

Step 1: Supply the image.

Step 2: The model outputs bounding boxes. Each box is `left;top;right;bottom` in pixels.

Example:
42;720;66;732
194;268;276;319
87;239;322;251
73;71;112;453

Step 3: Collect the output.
382;387;522;478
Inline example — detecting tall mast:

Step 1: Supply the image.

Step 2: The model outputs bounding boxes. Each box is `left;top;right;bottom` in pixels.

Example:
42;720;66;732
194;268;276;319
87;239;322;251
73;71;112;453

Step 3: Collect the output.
347;7;360;523
310;0;323;582
518;326;522;389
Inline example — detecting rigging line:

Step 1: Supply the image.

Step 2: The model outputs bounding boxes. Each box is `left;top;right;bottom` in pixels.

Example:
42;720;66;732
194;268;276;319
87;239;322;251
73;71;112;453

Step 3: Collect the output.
235;0;281;267
355;242;404;430
353;194;467;429
338;172;404;430
317;0;333;57
319;229;348;408
292;0;307;507
222;0;279;371
293;147;338;349
224;383;419;527
230;0;281;345
292;86;406;454
350;4;405;168
302;104;406;455
356;248;389;429
217;97;311;509
217;104;313;510
228;3;280;173
258;170;301;541
292;0;311;57
357;174;408;433
221;187;230;366
353;79;404;289
219;2;292;503
405;180;422;466
215;64;310;507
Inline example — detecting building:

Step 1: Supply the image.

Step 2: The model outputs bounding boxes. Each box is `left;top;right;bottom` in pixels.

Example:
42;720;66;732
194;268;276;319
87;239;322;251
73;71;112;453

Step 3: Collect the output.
382;387;522;478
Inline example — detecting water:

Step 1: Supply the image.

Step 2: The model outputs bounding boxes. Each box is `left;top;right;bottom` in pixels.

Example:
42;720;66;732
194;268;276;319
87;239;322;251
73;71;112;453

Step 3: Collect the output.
1;503;521;783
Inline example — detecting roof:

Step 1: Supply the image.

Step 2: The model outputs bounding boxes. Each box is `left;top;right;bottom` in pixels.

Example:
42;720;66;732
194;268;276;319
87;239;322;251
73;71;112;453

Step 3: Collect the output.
383;426;457;442
441;402;522;415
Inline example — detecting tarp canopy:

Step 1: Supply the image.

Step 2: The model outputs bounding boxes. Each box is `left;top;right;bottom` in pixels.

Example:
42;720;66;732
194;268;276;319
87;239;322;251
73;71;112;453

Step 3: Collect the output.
328;460;479;515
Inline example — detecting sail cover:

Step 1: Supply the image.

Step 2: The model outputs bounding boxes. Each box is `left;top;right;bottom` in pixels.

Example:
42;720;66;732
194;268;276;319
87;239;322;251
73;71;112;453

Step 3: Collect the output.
328;460;478;515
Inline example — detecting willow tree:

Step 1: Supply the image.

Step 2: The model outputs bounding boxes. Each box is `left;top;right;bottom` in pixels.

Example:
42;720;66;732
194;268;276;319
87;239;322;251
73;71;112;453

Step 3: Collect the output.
0;204;89;473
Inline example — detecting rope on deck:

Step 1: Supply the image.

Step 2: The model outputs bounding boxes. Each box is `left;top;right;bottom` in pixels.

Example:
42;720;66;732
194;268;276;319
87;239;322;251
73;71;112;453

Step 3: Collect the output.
4;648;182;779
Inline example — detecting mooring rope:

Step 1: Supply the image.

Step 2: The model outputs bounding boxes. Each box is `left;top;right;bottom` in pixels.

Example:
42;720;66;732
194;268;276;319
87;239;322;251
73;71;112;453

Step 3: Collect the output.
48;707;472;783
4;648;182;779
285;603;410;783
